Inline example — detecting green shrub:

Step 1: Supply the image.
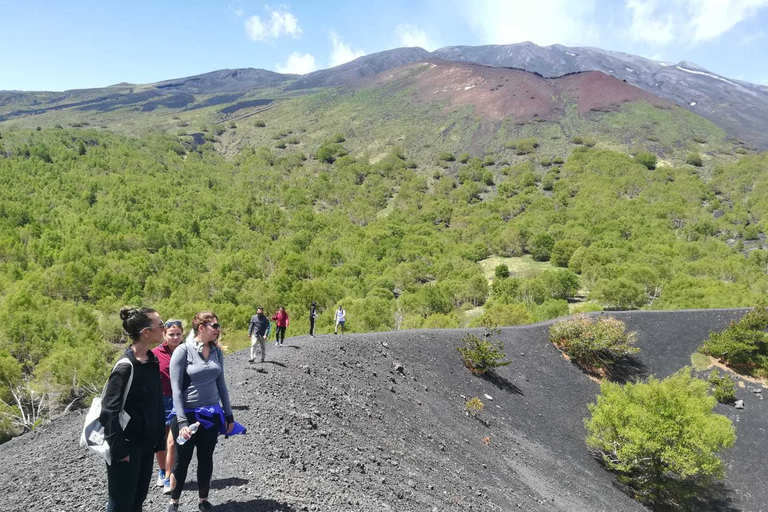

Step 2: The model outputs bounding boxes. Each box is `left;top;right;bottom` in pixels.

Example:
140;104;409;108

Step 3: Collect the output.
549;315;639;372
437;152;455;162
708;371;736;404
585;368;735;504
482;155;495;167
550;240;580;267
570;135;584;145
458;152;470;163
686;152;703;167
494;264;510;279
458;333;512;374
700;305;768;376
465;397;484;416
480;302;532;327
507;138;539;155
692;135;707;144
591;278;647;310
253;119;266;127
327;132;345;143
634;151;657;170
275;141;287;149
530;232;555;261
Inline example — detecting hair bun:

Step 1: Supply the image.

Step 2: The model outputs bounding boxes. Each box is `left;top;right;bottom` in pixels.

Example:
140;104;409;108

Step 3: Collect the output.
119;306;137;322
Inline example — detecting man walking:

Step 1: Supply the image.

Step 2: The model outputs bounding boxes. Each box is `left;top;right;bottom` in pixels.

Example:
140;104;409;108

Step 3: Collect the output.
334;305;346;335
248;307;271;363
309;301;317;337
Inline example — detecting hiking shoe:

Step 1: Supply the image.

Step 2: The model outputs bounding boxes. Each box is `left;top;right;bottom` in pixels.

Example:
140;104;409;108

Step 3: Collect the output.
248;357;254;363
166;503;179;512
199;501;213;511
156;469;166;487
163;477;171;494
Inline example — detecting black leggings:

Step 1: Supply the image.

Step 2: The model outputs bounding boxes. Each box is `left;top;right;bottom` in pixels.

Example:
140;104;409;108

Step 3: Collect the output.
275;326;286;343
106;443;154;512
309;317;315;336
170;415;220;500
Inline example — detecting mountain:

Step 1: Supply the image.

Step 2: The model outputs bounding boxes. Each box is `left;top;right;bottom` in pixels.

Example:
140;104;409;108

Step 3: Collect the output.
432;42;768;150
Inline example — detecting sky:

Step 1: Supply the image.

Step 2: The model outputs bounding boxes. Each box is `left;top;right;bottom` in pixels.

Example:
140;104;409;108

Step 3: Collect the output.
0;0;767;91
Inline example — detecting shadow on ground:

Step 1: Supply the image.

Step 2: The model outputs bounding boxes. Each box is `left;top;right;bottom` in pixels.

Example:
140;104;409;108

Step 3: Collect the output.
479;372;524;395
649;480;739;512
606;356;649;384
210;499;296;511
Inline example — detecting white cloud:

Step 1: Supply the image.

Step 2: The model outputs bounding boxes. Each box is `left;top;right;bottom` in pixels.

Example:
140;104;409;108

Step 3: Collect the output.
245;7;302;41
329;32;365;67
233;8;245;17
395;23;435;50
625;0;768;46
459;0;600;47
627;0;675;44
687;0;768;43
276;52;317;74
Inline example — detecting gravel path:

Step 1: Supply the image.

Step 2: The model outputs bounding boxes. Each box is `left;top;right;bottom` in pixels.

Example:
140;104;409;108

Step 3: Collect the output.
0;309;763;512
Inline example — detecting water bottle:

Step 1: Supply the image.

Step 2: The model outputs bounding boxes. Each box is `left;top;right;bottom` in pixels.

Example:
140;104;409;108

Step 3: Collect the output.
176;422;200;445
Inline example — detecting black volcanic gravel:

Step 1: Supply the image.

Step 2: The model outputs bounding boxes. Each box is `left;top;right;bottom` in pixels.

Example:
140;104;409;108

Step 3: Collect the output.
0;309;764;512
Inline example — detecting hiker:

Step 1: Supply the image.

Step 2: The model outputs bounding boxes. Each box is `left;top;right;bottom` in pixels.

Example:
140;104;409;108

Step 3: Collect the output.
151;319;184;494
309;301;317;337
272;306;289;346
334;305;346;335
248;307;271;363
166;311;236;512
102;307;165;512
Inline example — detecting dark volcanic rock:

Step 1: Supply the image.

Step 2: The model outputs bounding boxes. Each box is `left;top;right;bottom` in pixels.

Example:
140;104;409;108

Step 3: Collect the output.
0;309;764;511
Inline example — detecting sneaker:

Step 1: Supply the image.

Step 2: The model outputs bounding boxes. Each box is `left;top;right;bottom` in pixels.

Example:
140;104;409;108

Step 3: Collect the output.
199;501;213;511
156;469;166;487
166;503;179;512
274;341;279;346
163;478;171;494
248;357;254;363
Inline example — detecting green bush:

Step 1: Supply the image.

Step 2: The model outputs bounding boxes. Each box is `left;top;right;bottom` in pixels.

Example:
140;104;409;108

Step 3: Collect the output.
480;302;532;327
458;152;470;163
530;232;555;261
482;155;495;167
253;119;266;127
550;240;581;267
494;264;510;279
634;151;657;170
591;278;647;310
585;368;735;504
458;333;512;374
507;138;539;155
549;315;639;372
571;135;584;145
437;152;455;162
686;152;703;167
700;305;768;377
708;371;736;404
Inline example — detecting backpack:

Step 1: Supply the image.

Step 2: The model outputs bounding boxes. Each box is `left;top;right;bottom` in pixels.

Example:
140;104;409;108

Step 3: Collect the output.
80;358;134;465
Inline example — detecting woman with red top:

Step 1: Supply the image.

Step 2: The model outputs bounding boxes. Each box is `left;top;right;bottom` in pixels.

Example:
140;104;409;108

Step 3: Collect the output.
151;319;184;494
272;306;289;347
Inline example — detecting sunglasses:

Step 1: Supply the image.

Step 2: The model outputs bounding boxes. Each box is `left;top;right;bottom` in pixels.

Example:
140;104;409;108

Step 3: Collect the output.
205;323;222;330
165;320;183;328
141;321;165;333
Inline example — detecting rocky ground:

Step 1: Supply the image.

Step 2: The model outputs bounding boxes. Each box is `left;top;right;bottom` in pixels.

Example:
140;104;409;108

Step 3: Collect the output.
0;309;764;512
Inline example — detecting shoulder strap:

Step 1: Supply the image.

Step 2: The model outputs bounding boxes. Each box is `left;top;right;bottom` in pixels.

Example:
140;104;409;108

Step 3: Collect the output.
101;357;134;406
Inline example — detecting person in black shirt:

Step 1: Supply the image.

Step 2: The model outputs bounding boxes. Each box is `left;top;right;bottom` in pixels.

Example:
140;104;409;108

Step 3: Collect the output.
309;301;317;337
248;307;271;363
101;306;166;512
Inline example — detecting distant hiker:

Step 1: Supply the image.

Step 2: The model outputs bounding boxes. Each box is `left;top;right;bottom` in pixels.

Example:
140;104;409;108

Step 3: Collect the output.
334;305;346;335
167;311;240;512
248;307;271;363
102;307;165;512
151;319;184;494
309;301;318;337
272;306;289;346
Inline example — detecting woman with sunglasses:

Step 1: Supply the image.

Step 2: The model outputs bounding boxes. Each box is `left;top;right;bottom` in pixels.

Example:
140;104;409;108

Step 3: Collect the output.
166;311;235;512
101;306;166;512
151;319;184;494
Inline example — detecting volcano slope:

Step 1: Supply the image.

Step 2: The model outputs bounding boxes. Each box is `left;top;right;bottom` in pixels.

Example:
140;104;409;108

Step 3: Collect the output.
0;309;764;512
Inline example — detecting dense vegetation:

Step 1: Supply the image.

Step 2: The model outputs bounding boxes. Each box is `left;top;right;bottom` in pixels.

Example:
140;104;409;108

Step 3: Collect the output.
699;305;768;378
586;368;736;505
0;121;766;441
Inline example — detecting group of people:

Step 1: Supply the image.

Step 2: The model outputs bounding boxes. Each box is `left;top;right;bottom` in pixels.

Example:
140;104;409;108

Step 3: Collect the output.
99;302;348;511
100;307;239;512
247;304;347;363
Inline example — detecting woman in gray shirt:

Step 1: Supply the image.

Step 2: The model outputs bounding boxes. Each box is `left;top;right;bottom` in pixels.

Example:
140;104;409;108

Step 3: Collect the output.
166;311;234;512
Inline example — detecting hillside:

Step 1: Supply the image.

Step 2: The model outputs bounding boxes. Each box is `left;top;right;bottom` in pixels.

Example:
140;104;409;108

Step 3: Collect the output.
0;309;763;511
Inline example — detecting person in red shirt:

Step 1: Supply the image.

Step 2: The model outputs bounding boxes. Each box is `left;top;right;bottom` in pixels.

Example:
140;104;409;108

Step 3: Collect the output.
151;319;184;494
272;306;290;347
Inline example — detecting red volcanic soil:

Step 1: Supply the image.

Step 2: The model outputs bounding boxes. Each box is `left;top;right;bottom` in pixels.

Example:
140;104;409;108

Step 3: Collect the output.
369;60;671;120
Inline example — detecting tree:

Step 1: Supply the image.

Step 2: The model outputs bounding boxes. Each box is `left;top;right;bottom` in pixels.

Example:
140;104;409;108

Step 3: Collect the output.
634;151;657;170
530;232;555;261
550;240;581;267
458;333;512;374
549;315;639;372
686;152;703;167
494;264;510;279
591;278;647;310
585;368;736;503
700;304;768;376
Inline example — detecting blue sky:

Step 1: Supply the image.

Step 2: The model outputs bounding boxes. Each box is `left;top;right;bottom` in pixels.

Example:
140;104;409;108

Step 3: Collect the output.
1;0;767;91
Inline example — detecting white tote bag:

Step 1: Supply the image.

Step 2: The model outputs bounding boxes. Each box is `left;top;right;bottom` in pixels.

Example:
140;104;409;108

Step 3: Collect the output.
79;358;133;465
